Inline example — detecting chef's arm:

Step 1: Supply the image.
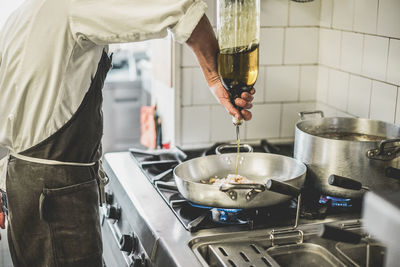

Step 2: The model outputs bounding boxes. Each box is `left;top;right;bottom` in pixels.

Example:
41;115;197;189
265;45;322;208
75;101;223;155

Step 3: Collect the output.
186;15;254;121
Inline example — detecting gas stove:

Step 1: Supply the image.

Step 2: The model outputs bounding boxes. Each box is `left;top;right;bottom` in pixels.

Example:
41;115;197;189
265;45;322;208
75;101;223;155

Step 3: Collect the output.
100;140;381;267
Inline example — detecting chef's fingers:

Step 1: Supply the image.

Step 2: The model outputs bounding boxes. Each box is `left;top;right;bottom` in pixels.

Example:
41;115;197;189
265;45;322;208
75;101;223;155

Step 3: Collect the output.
241;109;252;121
250;88;256;95
234;98;253;109
220;97;243;120
240;92;254;102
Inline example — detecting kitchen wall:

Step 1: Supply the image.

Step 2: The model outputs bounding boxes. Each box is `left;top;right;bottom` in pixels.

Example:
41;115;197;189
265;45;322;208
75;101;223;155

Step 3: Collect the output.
177;0;320;147
174;0;400;147
316;0;400;123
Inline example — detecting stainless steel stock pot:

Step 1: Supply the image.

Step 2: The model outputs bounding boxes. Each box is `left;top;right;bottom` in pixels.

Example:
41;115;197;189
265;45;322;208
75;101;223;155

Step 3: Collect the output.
294;111;400;198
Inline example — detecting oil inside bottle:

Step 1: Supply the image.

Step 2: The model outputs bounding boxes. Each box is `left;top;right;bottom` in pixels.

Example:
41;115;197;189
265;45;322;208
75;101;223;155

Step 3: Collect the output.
218;44;259;101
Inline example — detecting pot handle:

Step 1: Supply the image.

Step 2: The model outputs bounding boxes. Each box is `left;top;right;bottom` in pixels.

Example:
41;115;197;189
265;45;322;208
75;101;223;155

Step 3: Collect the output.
215;144;253;155
328;175;369;191
366;138;400;161
298;110;324;120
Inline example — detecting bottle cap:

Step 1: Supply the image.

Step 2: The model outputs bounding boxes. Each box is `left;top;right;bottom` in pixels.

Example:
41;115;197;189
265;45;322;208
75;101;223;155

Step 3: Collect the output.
232;116;243;126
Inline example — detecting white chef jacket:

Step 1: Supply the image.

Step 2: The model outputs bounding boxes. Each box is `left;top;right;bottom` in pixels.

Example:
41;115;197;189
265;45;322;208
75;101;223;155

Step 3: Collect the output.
0;0;207;190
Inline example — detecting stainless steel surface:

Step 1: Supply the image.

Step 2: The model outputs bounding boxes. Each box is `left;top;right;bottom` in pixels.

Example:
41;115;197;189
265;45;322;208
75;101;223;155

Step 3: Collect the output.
103;152;368;267
363;191;400;267
215;143;253;154
189;220;386;267
294;116;400;198
174;153;306;208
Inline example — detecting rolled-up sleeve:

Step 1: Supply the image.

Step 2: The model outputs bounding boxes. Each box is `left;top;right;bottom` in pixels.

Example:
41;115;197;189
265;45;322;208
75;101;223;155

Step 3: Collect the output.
68;0;207;45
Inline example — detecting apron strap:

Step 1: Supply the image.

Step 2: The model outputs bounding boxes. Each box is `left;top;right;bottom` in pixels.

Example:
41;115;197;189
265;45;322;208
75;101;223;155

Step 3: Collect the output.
10;152;96;166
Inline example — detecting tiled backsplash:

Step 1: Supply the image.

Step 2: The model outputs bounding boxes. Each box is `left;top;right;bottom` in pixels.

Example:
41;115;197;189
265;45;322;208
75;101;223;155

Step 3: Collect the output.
317;0;400;123
176;0;400;147
178;0;319;146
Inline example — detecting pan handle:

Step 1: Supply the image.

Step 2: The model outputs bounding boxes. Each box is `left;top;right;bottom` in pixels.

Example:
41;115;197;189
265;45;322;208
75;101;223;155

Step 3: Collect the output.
298;110;324;120
266;179;301;197
215;144;253;155
219;183;265;192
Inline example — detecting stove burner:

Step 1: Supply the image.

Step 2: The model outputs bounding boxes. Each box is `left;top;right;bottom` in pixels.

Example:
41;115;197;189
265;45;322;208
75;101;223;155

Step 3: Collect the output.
187;202;249;225
319;195;353;208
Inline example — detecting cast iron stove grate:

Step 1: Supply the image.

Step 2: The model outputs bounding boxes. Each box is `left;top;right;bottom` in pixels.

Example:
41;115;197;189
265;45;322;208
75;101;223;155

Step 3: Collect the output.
129;140;360;232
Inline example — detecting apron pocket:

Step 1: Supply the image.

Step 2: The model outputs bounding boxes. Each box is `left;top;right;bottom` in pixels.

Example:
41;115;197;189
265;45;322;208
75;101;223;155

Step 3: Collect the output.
41;179;102;262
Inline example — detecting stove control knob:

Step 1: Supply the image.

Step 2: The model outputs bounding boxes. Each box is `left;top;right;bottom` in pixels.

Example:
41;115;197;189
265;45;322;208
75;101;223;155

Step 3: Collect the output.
105;191;114;204
106;204;121;221
119;233;136;254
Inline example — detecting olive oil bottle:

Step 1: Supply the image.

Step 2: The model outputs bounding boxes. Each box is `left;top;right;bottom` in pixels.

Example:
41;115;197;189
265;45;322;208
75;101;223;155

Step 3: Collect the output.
218;44;259;102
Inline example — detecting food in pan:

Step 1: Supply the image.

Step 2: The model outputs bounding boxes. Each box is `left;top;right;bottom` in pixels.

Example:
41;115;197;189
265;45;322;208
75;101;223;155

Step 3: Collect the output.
201;174;254;186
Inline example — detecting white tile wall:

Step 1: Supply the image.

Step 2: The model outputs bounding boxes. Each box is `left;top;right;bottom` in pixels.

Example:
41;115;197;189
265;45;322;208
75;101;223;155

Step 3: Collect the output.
341;32;363;74
210;105;237;142
328;70;349;111
353;0;378;34
362;35;389;81
300;66;318;101
377;0;400;39
176;0;400;145
319;29;341;68
387;39;400;86
191;68;217;105
281;102;316;137
259;28;284;65
181;106;210;144
260;0;288;27
320;0;333;28
284;28;319;64
245;104;281;139
265;66;300;102
181;68;192;106
332;0;354;31
347;75;372;118
254;67;265;103
369;81;397;122
289;0;321;26
396;91;400;125
317;66;329;103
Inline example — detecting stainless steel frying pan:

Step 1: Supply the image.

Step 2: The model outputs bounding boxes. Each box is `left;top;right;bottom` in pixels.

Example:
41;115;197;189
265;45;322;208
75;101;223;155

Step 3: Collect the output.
174;152;307;209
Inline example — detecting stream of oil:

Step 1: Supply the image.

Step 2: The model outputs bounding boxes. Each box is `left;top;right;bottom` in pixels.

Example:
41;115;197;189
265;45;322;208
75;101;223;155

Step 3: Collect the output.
235;124;240;175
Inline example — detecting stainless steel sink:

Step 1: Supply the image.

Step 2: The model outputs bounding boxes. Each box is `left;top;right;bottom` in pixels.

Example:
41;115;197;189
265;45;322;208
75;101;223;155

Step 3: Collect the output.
267;243;346;267
336;242;386;267
189;220;387;267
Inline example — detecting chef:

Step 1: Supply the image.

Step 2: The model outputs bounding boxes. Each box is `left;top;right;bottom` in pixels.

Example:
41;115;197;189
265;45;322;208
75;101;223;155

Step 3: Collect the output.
0;0;255;266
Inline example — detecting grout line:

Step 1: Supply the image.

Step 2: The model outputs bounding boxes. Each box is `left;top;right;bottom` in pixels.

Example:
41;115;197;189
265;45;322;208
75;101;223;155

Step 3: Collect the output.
319;64;400;88
376;0;380;34
298;66;302;101
384;38;391;82
319;25;400;40
282;28;287;64
368;79;374;119
393;86;399;124
279;103;284;138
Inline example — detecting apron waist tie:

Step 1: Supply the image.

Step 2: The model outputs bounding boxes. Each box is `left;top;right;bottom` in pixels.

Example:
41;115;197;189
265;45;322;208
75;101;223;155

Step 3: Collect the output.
6;152;108;205
10;152;96;166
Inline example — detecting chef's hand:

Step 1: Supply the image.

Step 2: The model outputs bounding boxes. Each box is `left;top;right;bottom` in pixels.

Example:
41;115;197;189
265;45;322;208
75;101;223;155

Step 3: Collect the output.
186;15;255;121
209;79;255;121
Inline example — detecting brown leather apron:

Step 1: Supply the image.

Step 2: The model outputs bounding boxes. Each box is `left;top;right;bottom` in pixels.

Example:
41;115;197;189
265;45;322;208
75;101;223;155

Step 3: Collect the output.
5;51;112;267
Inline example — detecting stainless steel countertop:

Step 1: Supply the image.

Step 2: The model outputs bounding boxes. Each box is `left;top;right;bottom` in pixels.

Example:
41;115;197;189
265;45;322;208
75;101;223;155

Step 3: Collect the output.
103;152;361;267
